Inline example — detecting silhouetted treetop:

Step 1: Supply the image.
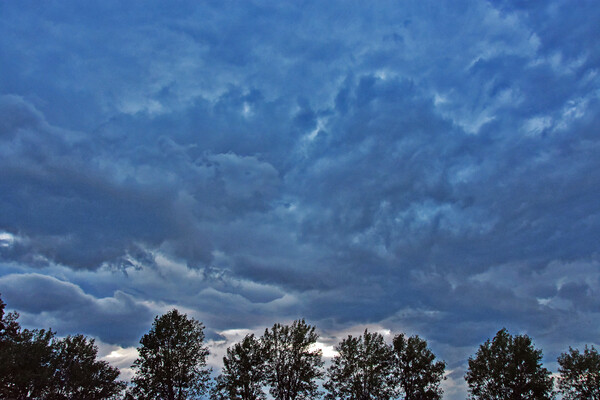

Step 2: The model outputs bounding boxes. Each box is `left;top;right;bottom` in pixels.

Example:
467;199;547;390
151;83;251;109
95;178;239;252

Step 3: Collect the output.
129;309;211;400
465;328;554;400
558;345;600;400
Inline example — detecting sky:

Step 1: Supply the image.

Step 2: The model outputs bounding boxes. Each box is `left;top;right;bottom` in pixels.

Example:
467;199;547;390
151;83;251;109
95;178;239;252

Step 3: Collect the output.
0;1;599;398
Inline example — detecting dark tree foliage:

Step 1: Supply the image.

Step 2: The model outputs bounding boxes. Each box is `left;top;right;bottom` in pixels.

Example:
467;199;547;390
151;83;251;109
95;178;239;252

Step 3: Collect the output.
465;328;554;400
0;296;55;399
0;294;124;400
129;309;211;400
212;334;266;400
48;334;125;400
324;329;394;400
0;296;5;337
0;320;55;400
0;295;20;344
262;319;324;400
558;345;600;400
392;333;446;400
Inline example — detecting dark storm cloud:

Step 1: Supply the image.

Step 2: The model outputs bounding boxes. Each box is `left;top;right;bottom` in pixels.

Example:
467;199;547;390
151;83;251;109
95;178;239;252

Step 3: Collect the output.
1;2;599;397
0;273;153;345
0;93;283;268
0;95;175;268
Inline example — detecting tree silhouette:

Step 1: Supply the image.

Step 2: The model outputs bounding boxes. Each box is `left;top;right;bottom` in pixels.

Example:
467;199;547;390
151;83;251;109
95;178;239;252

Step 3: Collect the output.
0;294;20;343
465;328;554;400
262;319;324;400
0;295;5;337
49;334;125;399
212;334;266;400
0;321;55;399
558;345;600;400
129;309;211;400
392;333;445;400
324;329;394;400
0;294;124;400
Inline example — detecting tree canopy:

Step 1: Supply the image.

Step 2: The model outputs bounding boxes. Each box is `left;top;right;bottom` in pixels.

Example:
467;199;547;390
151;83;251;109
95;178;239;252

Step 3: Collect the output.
558;345;600;400
50;334;126;400
324;329;395;400
8;291;600;400
0;293;124;400
392;333;446;400
0;322;55;399
465;328;554;400
129;309;211;400
212;333;266;400
262;319;324;400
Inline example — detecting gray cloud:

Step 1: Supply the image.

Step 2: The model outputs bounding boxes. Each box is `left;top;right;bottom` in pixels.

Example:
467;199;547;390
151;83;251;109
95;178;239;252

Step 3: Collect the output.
0;273;153;345
1;2;599;398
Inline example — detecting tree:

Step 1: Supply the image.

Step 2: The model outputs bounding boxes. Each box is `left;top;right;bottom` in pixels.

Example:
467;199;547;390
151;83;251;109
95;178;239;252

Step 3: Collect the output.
465;328;554;400
129;309;211;400
212;334;266;400
557;345;600;400
0;295;5;338
392;333;445;400
0;293;55;399
48;334;125;400
262;319;324;400
0;293;20;344
0;322;55;400
0;294;125;400
324;329;394;400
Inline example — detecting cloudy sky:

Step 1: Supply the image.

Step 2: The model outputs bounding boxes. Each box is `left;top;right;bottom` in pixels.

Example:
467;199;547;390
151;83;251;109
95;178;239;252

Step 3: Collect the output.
1;1;599;398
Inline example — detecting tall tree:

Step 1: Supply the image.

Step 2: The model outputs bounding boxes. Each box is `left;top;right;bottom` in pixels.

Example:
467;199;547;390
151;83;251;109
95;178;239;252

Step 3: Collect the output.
262;319;324;400
129;309;211;400
324;329;394;400
392;333;445;400
49;334;125;400
212;334;266;400
465;328;554;400
557;345;600;400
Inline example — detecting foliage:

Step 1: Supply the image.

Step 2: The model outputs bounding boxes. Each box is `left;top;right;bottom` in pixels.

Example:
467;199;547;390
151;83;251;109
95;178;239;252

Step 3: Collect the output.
392;333;445;400
324;329;394;400
49;334;125;400
129;309;211;400
0;321;56;399
0;296;20;343
465;328;554;400
0;296;4;337
558;345;600;400
0;293;124;400
212;334;266;400
262;319;324;400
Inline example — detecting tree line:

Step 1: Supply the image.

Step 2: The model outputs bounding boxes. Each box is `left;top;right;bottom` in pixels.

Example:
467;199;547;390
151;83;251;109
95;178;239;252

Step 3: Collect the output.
0;295;124;399
1;295;599;399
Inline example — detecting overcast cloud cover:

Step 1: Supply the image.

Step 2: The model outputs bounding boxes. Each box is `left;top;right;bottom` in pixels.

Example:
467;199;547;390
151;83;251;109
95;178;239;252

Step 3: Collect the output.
1;1;599;398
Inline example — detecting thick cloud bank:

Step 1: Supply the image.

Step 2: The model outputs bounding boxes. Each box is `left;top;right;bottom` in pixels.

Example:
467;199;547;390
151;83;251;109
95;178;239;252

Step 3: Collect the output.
1;1;599;398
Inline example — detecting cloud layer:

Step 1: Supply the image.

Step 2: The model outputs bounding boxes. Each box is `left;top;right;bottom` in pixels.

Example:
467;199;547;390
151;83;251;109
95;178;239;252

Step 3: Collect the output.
1;1;599;398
